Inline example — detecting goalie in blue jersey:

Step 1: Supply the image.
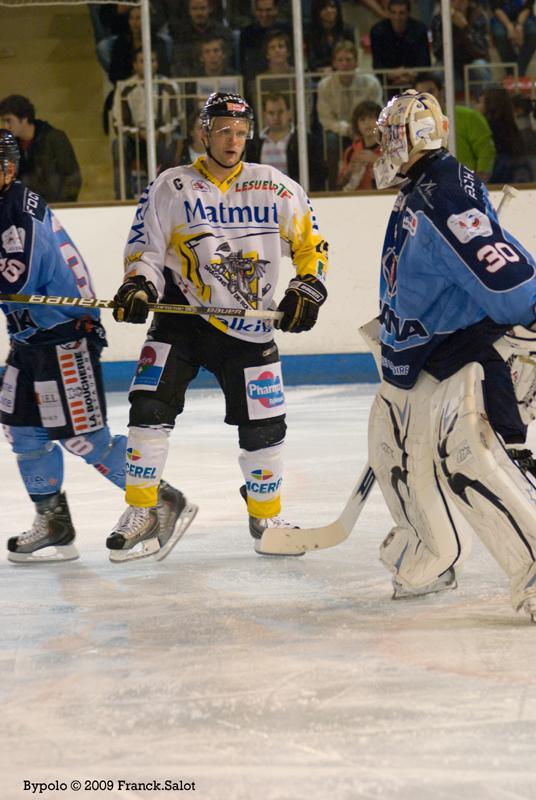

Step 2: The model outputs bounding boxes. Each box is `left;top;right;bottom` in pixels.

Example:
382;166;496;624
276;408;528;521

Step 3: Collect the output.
0;129;187;564
368;91;536;620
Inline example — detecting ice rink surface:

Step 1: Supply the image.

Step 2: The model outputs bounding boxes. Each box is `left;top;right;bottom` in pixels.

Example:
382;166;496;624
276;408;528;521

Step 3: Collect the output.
2;384;536;800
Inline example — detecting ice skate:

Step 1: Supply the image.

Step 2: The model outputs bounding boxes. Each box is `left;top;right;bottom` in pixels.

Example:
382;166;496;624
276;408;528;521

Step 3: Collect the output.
153;480;198;561
522;596;536;623
239;485;303;556
107;505;160;562
8;492;79;564
508;448;536;481
392;567;457;600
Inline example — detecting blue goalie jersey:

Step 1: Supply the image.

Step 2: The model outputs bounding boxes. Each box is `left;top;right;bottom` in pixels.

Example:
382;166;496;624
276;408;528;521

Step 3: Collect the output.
0;181;105;345
379;151;536;388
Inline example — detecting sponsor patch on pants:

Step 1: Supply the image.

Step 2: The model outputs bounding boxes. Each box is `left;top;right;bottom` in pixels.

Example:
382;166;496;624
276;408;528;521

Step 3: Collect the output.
0;365;19;415
34;379;67;427
244;362;285;420
56;339;103;432
130;341;171;392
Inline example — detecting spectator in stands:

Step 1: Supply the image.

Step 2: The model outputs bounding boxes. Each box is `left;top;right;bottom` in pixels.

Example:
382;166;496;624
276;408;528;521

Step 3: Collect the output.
247;92;326;190
337;99;382;190
169;0;233;77
254;31;295;109
490;0;536;77
370;0;430;87
317;40;383;187
193;35;241;103
478;85;533;182
430;0;491;92
413;72;496;182
511;94;536;177
108;5;170;84
111;47;181;198
305;0;356;73
159;110;206;172
0;94;81;203
239;0;292;84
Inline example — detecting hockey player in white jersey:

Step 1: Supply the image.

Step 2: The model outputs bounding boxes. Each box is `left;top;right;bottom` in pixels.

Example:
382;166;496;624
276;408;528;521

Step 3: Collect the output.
368;90;536;620
109;92;329;558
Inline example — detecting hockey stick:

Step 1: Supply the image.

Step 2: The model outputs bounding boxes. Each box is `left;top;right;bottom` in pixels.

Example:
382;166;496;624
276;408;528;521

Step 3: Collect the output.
259;184;518;555
259;465;376;554
0;293;282;321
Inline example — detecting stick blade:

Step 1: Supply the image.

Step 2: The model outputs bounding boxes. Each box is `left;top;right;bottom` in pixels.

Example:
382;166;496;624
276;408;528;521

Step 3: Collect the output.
258;520;349;555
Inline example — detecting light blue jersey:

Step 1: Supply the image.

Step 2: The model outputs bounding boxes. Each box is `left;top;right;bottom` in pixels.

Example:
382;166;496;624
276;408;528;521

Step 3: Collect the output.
0;181;105;345
379;151;536;388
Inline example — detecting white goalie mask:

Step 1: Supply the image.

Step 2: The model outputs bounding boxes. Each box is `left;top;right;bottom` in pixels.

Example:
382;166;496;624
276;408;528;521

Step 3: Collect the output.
373;90;449;190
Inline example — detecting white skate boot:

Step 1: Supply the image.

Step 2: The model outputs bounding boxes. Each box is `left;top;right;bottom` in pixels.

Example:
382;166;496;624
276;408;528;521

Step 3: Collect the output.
239;485;302;556
8;492;79;564
392;567;457;600
106;505;160;562
153;480;198;561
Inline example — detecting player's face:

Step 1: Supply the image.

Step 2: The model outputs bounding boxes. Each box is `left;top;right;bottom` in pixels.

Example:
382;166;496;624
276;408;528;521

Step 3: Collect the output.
205;117;250;169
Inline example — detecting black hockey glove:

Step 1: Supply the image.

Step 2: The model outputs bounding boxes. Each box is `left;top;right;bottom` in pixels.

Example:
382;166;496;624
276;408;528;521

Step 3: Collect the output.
275;275;327;333
113;275;158;323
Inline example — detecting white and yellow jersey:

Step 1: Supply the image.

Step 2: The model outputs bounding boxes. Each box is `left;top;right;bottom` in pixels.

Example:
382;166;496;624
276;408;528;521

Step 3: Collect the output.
123;156;329;342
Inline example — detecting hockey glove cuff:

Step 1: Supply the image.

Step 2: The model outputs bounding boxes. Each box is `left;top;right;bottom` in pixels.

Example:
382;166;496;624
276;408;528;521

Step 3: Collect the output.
113;275;158;323
275;275;327;333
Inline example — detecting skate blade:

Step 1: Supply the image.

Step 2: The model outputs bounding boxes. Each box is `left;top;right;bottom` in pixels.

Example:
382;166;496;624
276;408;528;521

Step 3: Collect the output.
392;577;458;600
153;503;198;561
8;544;80;564
108;537;160;563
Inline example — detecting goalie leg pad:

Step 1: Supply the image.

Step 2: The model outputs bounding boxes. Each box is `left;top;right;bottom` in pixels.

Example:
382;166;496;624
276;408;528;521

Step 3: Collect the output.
431;362;536;610
494;325;536;426
369;375;472;591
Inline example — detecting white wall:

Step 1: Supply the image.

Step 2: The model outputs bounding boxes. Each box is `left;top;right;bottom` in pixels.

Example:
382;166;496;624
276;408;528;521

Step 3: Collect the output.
2;189;535;364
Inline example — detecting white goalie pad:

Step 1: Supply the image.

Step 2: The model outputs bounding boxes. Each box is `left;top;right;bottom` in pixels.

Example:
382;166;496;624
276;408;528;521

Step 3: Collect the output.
369;371;473;592
430;362;536;610
494;325;536;424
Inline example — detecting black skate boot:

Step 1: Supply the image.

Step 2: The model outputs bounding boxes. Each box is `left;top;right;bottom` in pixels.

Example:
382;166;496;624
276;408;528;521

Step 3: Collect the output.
508;448;536;480
8;492;78;564
106;505;160;562
239;485;303;556
153;480;198;561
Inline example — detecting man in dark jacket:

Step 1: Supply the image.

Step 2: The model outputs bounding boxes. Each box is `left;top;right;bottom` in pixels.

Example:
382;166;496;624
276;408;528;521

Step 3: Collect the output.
247;92;326;191
370;0;430;86
0;94;81;203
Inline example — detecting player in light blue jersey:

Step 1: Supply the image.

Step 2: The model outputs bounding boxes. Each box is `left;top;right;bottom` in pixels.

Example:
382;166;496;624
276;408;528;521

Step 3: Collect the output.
367;91;536;621
0;130;186;563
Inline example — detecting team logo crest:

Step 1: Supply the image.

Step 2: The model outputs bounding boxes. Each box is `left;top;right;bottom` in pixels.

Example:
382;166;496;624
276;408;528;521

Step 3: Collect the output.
447;209;493;244
191;179;210;192
206;242;271;308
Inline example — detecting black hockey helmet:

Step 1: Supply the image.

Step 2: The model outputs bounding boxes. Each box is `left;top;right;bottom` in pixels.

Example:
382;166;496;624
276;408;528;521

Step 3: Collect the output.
0;128;20;174
200;92;254;139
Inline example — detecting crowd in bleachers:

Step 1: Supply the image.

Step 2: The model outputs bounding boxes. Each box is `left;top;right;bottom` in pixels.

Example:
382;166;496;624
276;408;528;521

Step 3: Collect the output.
2;0;536;202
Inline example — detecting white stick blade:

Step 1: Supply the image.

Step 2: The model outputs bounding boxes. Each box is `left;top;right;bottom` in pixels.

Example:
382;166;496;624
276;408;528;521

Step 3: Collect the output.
259;520;349;555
